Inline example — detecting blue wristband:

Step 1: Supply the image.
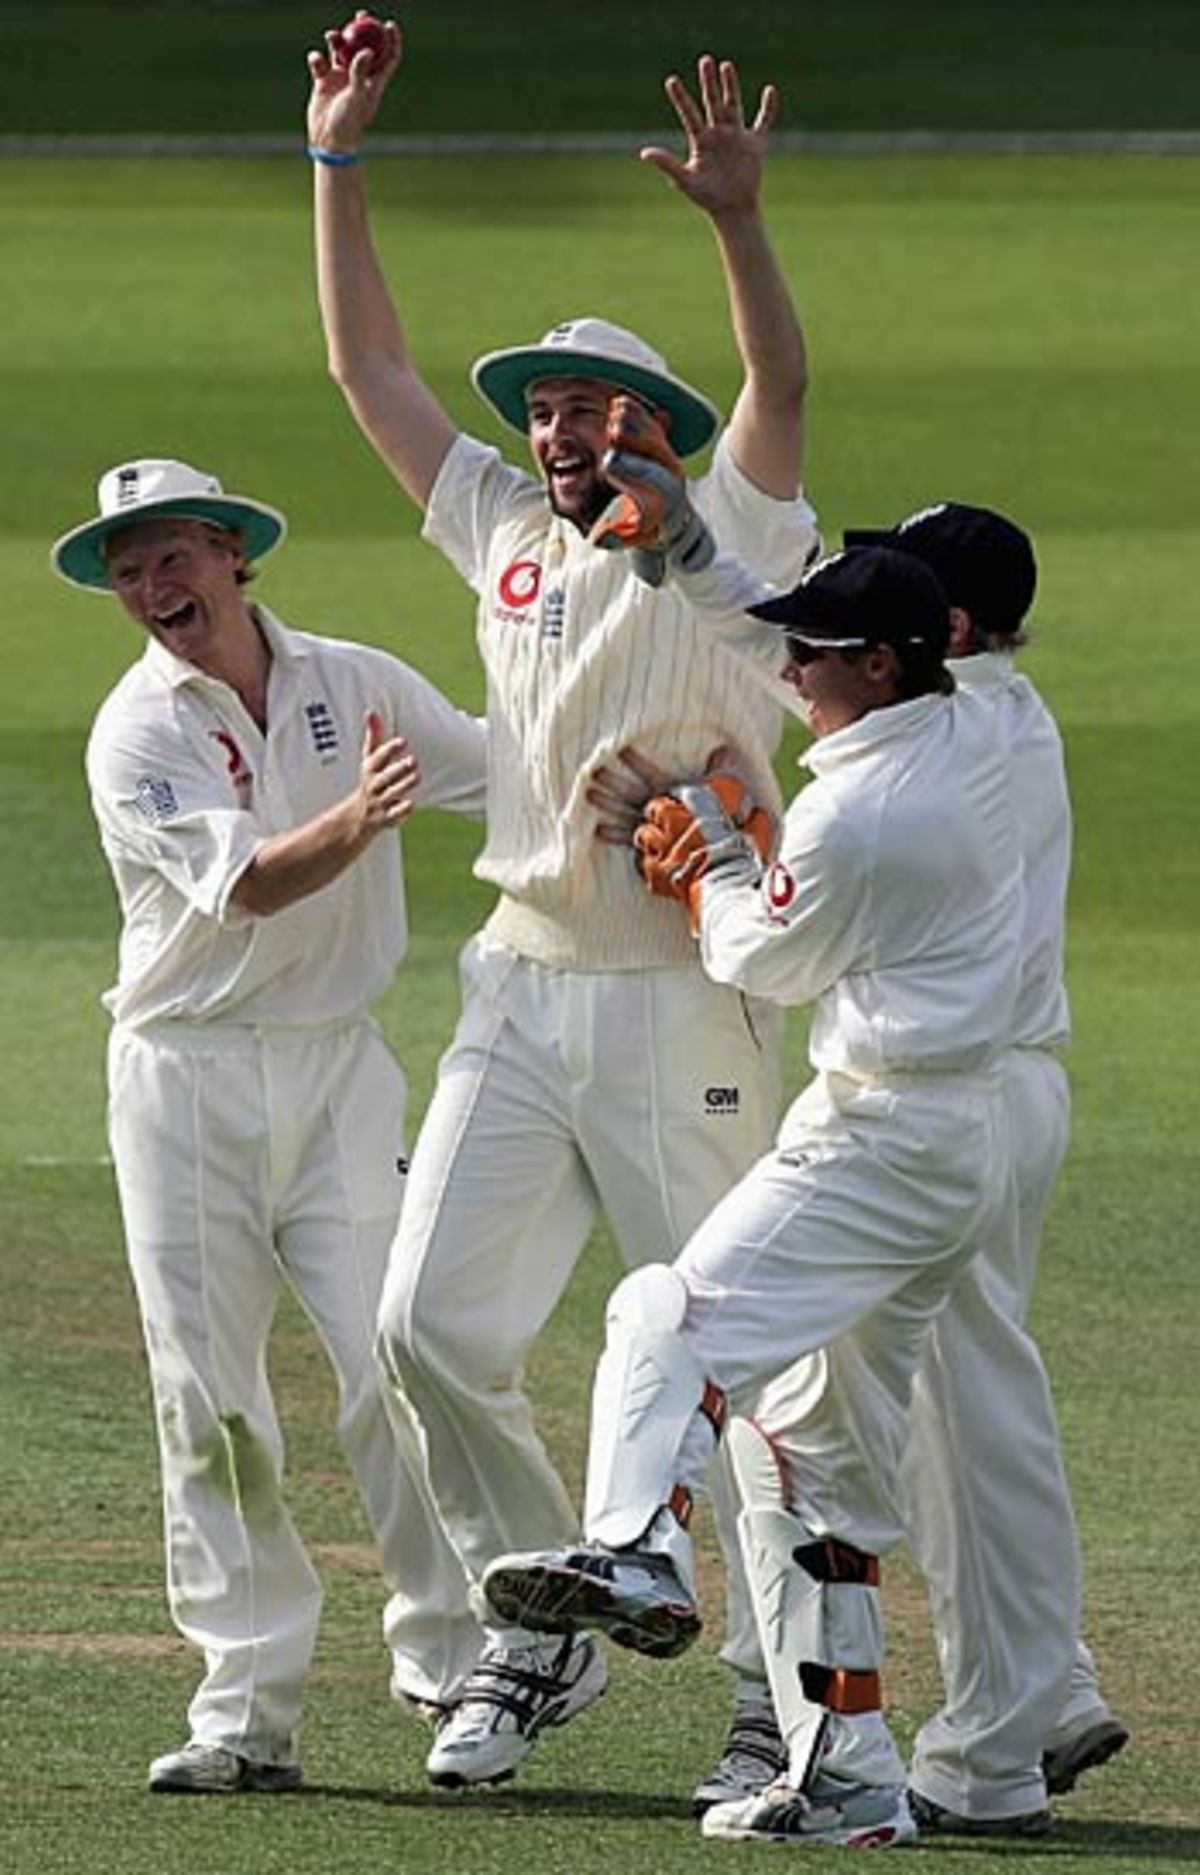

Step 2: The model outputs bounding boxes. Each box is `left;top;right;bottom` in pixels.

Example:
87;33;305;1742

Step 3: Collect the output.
308;144;360;167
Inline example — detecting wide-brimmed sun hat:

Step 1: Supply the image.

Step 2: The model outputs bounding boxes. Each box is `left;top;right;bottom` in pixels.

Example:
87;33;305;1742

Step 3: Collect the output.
52;458;288;592
471;317;720;458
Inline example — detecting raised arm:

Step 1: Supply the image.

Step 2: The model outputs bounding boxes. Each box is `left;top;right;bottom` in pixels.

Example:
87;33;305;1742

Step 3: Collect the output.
307;16;458;510
641;54;808;500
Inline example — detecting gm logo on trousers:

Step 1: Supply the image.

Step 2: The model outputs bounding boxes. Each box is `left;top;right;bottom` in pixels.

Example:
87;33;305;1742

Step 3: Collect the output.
705;1085;741;1115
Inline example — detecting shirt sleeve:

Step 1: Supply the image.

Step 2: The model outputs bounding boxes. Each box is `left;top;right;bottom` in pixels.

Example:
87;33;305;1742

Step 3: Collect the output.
667;436;822;707
693;432;822;586
423;432;542;592
669;549;799;698
86;707;261;927
377;656;489;817
696;783;869;1007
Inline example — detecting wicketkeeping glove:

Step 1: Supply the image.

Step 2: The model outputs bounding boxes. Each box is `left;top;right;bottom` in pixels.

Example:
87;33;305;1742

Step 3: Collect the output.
635;774;772;932
588;395;716;587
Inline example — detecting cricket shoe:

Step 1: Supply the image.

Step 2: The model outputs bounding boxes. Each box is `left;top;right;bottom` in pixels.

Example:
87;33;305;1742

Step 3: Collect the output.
425;1631;607;1788
701;1773;917;1847
148;1741;301;1795
482;1544;701;1660
1042;1706;1129;1795
907;1790;1054;1838
692;1700;787;1816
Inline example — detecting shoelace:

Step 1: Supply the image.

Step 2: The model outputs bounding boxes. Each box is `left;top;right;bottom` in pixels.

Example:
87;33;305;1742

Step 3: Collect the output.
454;1637;580;1739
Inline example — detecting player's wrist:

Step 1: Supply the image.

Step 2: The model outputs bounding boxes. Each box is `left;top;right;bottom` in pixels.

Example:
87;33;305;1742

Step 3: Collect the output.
308;142;362;167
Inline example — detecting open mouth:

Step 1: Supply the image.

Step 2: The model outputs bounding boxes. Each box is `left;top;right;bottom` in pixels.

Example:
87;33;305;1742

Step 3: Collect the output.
155;600;198;630
548;454;592;492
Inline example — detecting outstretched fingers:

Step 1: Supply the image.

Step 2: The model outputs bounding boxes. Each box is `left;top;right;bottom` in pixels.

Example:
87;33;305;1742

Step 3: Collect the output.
699;54;735;124
665;68;706;140
360;716;420;826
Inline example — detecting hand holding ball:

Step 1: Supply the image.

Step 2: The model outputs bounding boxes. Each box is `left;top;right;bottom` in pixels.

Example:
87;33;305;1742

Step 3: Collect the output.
337;12;388;71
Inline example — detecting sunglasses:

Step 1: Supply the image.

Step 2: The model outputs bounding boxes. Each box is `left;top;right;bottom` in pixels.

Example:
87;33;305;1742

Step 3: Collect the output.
785;636;871;666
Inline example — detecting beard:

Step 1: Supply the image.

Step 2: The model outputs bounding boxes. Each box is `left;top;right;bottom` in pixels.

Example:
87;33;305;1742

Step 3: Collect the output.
545;468;615;533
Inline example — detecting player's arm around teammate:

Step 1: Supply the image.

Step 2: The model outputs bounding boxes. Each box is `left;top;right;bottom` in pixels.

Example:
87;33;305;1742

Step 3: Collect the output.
480;546;1026;1847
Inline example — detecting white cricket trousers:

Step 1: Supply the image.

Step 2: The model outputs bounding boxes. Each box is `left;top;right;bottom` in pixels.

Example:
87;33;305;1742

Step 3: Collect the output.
377;933;781;1624
108;1017;480;1764
903;1047;1082;1820
677;1065;1015;1572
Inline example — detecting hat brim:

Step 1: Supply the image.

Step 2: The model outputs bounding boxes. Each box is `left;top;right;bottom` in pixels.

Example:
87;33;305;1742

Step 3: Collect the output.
471;346;720;459
748;589;823;631
748;588;874;647
52;496;287;592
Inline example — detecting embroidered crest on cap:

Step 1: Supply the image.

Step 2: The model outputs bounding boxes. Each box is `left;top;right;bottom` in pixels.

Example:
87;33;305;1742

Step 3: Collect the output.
115;465;141;507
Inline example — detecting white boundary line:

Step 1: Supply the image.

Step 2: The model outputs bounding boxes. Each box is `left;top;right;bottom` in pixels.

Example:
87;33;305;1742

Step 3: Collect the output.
2;130;1200;158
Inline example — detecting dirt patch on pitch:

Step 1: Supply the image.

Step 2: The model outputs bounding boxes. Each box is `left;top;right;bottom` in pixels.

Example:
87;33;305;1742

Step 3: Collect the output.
0;1631;186;1658
311;1541;381;1575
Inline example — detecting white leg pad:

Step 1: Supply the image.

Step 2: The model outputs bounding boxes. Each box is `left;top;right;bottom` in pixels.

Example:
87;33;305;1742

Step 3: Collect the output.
584;1265;723;1559
728;1416;887;1793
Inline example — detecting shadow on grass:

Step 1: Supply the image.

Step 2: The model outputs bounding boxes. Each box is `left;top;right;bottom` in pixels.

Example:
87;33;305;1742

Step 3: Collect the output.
297;1782;691;1820
294;1789;1200;1856
910;1818;1200;1859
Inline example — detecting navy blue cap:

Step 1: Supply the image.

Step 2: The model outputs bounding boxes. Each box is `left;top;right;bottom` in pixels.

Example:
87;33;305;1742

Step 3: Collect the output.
750;545;951;657
844;502;1036;635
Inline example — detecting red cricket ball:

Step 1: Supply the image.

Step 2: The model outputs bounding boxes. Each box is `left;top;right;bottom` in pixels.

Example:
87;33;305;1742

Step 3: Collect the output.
338;12;388;69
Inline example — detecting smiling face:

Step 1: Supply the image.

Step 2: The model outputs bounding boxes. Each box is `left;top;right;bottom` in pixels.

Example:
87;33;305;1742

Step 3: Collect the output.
104;519;249;666
782;640;902;738
525;376;617;530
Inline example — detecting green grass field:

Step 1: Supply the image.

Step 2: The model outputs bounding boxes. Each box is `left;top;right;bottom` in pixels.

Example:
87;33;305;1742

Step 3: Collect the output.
2;125;1199;1875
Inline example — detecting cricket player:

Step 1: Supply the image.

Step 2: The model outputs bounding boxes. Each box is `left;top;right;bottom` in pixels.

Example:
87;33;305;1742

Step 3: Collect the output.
482;543;1026;1847
850;503;1127;1829
55;456;488;1793
554;429;1127;1828
306;18;818;1786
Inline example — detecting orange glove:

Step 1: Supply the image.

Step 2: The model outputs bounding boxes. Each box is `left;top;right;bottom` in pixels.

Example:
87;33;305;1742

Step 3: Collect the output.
588;395;714;586
635;775;772;932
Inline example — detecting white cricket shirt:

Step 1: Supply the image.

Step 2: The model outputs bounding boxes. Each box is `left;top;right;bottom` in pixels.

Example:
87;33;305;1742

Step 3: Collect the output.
949;652;1071;1051
698;689;1024;1077
87;606;487;1028
423;431;820;970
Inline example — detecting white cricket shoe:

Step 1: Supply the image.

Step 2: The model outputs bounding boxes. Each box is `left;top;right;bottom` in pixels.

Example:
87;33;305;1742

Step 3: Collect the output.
692;1701;788;1815
1042;1705;1129;1795
148;1741;301;1795
701;1773;916;1847
483;1545;701;1659
425;1632;607;1788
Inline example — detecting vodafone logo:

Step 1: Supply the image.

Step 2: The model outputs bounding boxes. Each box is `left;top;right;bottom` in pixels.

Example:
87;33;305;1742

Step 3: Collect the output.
208;728;253;807
764;861;798;920
209;729;246;778
497;559;542;614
